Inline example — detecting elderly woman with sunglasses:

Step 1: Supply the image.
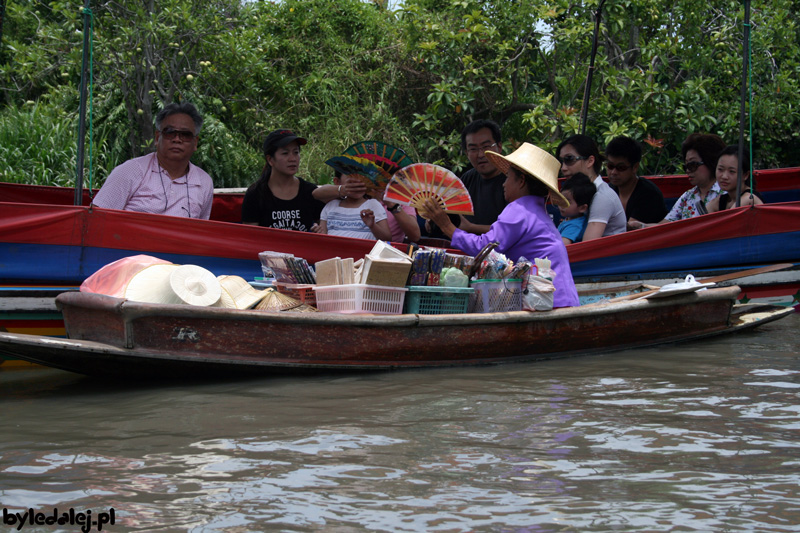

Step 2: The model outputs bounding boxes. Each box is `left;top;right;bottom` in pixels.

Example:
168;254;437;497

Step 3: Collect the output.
92;102;214;219
632;133;726;229
556;134;626;241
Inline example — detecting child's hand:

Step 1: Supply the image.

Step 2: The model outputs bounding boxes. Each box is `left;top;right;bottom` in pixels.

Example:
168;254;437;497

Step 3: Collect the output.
360;209;376;227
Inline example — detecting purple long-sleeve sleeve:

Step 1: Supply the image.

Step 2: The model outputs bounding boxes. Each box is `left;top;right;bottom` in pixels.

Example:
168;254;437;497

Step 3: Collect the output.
451;196;580;307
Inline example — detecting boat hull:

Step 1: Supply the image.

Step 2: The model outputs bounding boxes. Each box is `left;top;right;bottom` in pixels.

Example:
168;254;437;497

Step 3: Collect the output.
1;286;789;378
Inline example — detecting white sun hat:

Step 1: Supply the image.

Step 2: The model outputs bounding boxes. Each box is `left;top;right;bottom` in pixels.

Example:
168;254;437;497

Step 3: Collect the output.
124;264;222;306
215;275;271;309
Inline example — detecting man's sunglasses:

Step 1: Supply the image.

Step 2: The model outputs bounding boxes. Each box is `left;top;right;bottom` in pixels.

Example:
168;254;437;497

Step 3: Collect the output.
558;155;586;166
161;128;196;142
684;161;705;172
605;162;630;172
466;142;498;155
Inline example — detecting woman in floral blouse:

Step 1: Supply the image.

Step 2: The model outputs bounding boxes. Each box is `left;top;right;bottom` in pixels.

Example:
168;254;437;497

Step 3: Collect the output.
632;133;726;229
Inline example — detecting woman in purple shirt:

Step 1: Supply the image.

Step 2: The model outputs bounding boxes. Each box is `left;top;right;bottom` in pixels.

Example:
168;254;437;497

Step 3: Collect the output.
420;143;580;308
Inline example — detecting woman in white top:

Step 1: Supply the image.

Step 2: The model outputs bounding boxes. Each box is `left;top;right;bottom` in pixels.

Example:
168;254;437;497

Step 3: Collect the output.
556;134;626;241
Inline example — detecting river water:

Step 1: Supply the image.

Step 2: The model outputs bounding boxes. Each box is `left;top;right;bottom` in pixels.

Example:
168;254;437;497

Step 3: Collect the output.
1;313;799;532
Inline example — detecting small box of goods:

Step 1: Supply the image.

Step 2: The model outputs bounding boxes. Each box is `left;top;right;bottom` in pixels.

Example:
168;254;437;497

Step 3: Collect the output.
359;241;413;288
312;284;407;315
404;286;474;315
275;282;317;306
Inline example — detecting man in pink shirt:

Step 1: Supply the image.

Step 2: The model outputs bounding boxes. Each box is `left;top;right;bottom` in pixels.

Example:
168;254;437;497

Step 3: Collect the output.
92;102;214;219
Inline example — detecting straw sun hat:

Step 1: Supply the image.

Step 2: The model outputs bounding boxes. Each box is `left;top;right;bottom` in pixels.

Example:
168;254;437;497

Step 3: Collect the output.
125;264;222;306
216;275;271;309
485;143;569;208
252;289;318;313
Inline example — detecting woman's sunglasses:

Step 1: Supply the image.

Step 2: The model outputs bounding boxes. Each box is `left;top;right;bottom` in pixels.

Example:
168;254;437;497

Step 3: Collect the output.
684;161;705;172
559;155;586;166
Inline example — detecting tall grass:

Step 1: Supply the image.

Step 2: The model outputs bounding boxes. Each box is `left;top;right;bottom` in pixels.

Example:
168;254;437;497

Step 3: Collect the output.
0;103;82;187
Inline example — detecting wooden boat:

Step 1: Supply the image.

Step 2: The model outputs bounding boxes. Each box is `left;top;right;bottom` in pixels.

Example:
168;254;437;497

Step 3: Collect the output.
0;287;792;378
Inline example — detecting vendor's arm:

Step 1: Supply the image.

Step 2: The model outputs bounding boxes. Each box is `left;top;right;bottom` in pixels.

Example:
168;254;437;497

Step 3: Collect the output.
419;199;458;238
452;202;528;257
457;216;492;235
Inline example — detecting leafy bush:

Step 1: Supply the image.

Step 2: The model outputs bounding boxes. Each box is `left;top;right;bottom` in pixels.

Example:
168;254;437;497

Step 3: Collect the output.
1;0;798;191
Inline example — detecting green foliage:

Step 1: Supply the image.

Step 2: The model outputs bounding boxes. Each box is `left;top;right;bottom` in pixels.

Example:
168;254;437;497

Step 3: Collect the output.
0;103;78;186
244;0;413;182
0;0;798;190
0;1;84;105
192;116;262;189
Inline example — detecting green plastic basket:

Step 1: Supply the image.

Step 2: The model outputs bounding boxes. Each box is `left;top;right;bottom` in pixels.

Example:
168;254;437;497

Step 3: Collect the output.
404;286;474;315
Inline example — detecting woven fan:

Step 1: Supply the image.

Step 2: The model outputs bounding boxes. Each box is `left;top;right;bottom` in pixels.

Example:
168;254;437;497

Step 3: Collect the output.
325;155;392;194
384;163;474;217
343;141;414;175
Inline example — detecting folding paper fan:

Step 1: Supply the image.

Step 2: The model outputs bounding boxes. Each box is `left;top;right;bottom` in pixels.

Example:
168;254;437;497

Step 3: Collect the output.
384;163;474;217
325;155;392;193
343;141;414;175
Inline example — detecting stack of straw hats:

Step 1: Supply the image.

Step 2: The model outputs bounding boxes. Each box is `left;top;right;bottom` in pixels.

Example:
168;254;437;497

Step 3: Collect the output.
120;259;315;312
124;265;273;309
